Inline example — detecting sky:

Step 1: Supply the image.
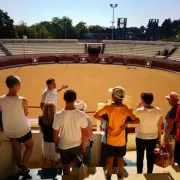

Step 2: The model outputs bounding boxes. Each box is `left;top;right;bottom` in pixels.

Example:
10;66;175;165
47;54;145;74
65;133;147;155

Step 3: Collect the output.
1;0;180;28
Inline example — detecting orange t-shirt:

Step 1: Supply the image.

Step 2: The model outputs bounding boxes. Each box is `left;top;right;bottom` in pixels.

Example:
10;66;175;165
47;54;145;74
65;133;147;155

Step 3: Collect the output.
96;103;138;147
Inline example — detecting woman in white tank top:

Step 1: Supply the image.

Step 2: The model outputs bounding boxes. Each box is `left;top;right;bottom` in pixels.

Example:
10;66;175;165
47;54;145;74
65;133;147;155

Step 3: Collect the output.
135;93;163;174
0;75;33;175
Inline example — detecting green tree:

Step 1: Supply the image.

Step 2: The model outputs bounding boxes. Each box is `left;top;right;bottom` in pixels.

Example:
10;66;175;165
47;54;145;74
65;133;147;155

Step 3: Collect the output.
0;9;15;38
161;18;173;38
88;25;106;33
28;24;50;38
15;21;29;38
75;21;88;39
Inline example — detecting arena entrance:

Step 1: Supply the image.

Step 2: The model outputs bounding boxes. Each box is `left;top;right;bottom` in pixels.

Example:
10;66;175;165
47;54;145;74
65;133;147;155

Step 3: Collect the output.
87;43;102;55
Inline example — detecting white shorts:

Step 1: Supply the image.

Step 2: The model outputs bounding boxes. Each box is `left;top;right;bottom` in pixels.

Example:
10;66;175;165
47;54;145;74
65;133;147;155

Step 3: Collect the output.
42;140;60;161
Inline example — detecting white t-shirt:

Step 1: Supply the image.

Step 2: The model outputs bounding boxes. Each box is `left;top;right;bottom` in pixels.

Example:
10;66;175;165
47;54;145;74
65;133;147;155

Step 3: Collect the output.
41;88;58;106
53;109;88;150
135;107;162;139
0;95;31;138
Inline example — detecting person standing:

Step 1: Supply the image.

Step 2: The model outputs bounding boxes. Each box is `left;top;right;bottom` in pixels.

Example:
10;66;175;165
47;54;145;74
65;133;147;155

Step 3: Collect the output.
163;92;179;165
74;99;93;167
94;86;139;180
53;90;89;175
174;105;180;171
40;78;68;110
135;93;163;174
38;103;60;168
0;75;33;175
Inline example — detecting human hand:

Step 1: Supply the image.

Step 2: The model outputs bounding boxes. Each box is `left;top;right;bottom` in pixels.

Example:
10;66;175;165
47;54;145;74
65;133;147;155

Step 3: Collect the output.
120;122;128;130
63;85;68;89
136;100;144;109
157;139;162;147
162;138;168;147
55;145;59;153
81;144;86;152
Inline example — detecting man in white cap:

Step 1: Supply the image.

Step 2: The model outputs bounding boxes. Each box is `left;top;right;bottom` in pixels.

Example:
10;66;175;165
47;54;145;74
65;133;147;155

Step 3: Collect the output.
74;100;93;167
0;75;33;175
94;86;140;180
163;92;179;165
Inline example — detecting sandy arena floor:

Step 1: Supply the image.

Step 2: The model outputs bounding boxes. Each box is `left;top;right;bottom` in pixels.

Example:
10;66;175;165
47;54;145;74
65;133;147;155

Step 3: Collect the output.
0;64;180;122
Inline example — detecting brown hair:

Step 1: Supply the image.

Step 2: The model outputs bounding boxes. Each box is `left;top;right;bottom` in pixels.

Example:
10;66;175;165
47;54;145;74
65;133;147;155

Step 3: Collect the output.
42;103;56;125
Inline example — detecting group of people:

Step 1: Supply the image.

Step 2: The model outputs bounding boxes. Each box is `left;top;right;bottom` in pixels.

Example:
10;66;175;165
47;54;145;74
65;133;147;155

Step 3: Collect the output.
0;75;180;180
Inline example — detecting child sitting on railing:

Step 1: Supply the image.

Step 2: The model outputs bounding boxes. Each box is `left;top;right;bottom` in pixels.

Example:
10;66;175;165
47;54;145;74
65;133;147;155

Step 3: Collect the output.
38;103;60;168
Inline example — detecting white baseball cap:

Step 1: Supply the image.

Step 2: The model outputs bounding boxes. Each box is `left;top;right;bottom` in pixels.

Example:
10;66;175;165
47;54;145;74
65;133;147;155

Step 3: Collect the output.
108;86;126;99
74;100;87;111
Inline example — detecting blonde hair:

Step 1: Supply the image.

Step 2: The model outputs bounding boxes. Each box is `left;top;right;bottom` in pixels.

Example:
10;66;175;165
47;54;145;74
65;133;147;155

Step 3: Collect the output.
42;103;56;125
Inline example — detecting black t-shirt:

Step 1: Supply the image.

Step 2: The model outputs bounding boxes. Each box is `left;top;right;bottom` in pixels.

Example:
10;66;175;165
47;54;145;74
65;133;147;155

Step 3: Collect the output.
38;116;54;143
165;105;179;135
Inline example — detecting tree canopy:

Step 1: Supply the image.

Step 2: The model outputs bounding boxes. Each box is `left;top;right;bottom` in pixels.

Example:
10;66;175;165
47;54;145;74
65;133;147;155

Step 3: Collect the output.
0;9;180;41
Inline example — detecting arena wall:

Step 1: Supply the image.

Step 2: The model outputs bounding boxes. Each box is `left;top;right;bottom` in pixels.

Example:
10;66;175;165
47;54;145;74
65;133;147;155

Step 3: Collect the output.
0;54;180;73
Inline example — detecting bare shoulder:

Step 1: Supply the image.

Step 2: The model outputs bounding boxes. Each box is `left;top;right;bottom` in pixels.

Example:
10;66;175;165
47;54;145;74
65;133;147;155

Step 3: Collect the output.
22;97;28;105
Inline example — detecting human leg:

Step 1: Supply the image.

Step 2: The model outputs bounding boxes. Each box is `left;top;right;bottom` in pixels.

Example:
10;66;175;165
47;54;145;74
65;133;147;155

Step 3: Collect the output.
166;137;175;165
174;141;180;172
10;139;22;167
82;145;91;167
136;138;145;174
105;144;116;179
22;138;34;166
40;155;46;168
145;139;157;173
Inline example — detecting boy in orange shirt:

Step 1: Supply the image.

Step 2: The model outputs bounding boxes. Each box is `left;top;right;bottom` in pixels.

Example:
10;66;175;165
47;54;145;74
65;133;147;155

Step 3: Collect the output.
94;86;139;180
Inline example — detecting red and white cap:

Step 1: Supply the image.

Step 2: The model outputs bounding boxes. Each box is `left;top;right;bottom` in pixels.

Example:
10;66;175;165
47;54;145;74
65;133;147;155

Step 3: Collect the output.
165;92;179;102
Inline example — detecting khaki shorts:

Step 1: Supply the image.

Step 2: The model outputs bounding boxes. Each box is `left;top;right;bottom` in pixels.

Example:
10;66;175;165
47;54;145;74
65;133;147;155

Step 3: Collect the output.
167;135;176;145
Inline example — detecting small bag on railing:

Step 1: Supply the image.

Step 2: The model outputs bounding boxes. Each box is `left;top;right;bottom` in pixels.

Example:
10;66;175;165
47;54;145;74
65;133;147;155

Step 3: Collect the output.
154;146;170;168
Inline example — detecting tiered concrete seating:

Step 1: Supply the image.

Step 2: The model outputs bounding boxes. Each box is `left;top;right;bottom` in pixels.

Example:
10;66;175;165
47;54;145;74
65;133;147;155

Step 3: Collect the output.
0;49;6;56
168;47;180;62
3;43;85;55
104;44;162;57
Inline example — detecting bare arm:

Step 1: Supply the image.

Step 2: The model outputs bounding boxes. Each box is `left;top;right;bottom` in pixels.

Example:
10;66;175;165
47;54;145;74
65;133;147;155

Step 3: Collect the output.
163;118;174;141
53;129;60;152
57;85;68;92
94;113;108;123
22;98;29;116
87;124;93;139
121;118;140;130
81;127;89;151
157;116;163;144
40;103;45;111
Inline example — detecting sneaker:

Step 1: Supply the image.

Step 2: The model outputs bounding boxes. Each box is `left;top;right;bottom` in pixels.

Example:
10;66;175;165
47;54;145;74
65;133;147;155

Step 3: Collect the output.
117;172;123;180
18;165;30;175
105;170;112;180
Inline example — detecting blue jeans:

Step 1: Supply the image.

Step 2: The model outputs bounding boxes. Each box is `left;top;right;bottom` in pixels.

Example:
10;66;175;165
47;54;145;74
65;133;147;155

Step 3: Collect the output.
82;145;91;167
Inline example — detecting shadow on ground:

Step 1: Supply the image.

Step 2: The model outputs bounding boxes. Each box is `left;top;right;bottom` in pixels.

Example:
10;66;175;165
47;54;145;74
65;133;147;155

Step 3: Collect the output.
144;173;175;180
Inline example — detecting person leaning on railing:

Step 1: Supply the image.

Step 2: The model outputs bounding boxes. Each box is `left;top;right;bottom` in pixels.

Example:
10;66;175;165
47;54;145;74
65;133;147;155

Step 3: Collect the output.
0;75;33;175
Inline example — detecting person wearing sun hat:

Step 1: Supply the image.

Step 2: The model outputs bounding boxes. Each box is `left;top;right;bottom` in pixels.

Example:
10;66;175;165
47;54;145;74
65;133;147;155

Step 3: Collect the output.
74;99;93;167
163;92;179;165
94;86;140;180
